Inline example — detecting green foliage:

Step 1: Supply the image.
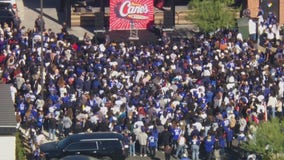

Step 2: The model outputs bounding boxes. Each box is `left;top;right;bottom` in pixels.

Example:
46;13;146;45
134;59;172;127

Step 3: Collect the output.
188;0;238;33
241;119;284;160
16;131;26;160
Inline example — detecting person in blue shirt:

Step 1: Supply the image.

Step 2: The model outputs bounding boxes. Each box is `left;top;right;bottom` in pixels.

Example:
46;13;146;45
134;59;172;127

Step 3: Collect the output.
150;126;159;151
36;111;44;133
225;127;234;151
218;135;226;155
148;133;158;157
17;97;27;122
172;124;182;150
112;121;122;133
204;133;215;160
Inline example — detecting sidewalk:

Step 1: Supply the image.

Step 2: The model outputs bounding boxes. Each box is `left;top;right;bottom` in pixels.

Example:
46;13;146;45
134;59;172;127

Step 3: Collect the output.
18;0;95;40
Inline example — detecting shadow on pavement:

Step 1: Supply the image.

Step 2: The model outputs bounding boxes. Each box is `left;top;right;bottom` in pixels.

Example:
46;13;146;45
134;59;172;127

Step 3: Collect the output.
22;0;62;25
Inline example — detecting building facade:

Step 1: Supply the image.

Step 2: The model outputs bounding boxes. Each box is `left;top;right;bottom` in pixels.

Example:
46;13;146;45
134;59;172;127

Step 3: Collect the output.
247;0;284;25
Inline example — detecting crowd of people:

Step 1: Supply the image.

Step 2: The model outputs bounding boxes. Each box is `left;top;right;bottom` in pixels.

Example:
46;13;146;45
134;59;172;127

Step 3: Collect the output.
1;6;284;160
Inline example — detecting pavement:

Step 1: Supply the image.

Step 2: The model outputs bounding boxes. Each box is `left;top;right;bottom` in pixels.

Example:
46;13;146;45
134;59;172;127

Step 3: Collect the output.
18;0;95;40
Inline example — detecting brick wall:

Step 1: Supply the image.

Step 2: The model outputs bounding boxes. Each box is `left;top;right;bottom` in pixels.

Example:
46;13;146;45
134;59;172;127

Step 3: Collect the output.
247;0;259;18
247;0;284;25
280;0;284;25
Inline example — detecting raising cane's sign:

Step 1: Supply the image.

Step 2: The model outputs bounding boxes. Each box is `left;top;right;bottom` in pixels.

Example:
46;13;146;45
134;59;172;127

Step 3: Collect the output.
109;0;154;30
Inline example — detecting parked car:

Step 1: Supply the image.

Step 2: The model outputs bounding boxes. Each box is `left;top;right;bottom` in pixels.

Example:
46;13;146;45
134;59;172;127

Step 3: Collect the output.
0;2;12;8
60;155;100;160
0;2;16;27
39;132;126;160
0;0;17;11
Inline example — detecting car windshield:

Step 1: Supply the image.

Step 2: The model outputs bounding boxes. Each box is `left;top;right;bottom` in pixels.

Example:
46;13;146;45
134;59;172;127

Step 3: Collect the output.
57;137;72;150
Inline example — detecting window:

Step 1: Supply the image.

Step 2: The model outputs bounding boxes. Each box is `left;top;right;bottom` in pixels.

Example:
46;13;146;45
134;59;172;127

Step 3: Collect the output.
98;140;122;151
65;141;98;152
58;137;72;149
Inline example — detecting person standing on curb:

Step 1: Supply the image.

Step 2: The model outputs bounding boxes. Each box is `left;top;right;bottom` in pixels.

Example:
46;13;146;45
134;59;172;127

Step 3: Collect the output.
34;15;45;32
175;133;186;158
225;127;234;151
214;137;221;160
47;113;57;141
160;126;172;151
148;132;158;158
191;134;200;160
164;144;172;160
138;128;148;157
204;133;215;160
123;130;131;158
62;113;72;137
129;131;136;156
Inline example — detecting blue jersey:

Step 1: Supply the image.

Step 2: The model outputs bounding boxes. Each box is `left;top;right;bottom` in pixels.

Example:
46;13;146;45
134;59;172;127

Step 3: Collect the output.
148;135;157;147
37;115;44;127
172;127;182;140
18;101;27;115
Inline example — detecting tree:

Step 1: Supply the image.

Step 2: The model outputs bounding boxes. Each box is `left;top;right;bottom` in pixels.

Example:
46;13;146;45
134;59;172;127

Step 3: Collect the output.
188;0;238;33
241;119;284;160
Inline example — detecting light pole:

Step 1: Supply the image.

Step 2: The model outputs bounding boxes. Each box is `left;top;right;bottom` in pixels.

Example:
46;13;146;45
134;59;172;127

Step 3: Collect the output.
40;0;44;98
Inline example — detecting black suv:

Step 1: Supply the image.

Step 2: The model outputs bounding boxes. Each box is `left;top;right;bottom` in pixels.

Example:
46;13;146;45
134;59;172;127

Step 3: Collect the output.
39;132;126;160
0;2;16;27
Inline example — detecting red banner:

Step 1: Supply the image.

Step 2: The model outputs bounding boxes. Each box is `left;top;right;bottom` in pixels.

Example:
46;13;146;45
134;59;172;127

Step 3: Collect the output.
109;0;154;30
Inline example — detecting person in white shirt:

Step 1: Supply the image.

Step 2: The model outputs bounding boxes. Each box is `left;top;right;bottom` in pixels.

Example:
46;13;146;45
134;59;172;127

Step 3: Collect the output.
236;32;243;42
274;23;281;41
10;84;17;104
248;19;257;41
258;22;266;36
266;28;275;45
267;94;277;119
175;133;186;158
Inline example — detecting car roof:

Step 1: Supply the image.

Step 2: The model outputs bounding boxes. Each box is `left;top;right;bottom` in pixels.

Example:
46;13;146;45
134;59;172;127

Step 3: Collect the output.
0;2;12;9
60;155;99;160
68;132;124;142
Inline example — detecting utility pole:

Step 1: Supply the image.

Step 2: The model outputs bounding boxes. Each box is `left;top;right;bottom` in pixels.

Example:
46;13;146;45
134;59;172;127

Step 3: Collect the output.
40;0;44;98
